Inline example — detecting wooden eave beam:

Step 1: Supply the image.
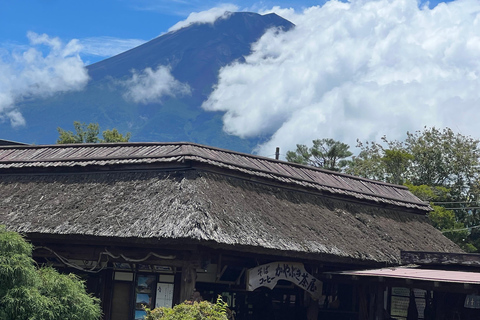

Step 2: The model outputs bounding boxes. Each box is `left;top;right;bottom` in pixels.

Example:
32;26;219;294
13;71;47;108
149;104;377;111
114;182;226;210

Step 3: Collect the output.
401;251;480;268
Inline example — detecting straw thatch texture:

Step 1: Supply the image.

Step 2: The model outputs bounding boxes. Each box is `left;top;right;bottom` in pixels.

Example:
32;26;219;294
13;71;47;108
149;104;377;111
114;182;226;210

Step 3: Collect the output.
0;170;458;265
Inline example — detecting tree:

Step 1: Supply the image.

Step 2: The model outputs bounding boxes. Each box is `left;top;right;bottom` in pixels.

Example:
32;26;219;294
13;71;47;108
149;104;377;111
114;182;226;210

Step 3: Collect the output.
102;128;131;143
57;121;131;144
345;138;413;185
403;128;480;246
0;226;101;320
285;144;311;166
57;122;100;144
286;138;353;172
345;140;385;181
348;127;480;194
404;127;479;200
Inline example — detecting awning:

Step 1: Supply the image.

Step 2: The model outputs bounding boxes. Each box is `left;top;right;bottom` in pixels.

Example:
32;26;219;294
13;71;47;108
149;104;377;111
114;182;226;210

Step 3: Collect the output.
333;267;480;284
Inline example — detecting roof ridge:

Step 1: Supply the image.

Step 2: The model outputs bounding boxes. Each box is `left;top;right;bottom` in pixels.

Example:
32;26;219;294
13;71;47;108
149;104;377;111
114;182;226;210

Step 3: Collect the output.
0;142;427;209
0;142;401;184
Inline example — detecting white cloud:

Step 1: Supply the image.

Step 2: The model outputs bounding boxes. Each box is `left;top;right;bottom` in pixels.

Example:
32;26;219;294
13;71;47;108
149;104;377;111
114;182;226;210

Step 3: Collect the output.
0;32;89;127
6;110;26;127
168;4;239;32
202;0;480;157
79;36;146;58
122;65;191;104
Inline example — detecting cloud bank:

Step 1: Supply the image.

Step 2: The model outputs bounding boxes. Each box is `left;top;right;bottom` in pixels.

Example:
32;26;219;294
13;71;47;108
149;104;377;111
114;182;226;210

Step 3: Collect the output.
122;65;191;104
202;0;480;157
0;32;89;127
168;4;239;32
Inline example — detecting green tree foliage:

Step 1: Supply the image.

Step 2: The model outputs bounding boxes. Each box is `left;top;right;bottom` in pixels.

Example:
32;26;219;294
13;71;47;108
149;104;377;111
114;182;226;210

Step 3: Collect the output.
348;127;480;190
102;128;131;143
0;226;101;320
405;127;479;199
286;138;353;172
345;140;385;181
285;144;311;166
57;121;131;144
145;296;228;320
345;137;414;184
57;122;100;144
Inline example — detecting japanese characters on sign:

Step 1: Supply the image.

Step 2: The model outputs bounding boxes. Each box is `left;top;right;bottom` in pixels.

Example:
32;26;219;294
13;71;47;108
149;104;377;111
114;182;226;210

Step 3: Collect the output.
247;262;322;299
465;295;480;309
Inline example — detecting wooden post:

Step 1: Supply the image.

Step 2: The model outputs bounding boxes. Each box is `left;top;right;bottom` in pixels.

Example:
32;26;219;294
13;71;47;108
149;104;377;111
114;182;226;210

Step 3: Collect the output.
179;261;197;303
375;284;385;320
368;286;375;320
358;285;369;320
305;294;319;320
102;268;114;320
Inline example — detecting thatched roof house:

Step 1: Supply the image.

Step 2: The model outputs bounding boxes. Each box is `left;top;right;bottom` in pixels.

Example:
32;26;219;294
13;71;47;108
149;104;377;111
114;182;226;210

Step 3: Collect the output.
1;142;463;320
0;142;458;266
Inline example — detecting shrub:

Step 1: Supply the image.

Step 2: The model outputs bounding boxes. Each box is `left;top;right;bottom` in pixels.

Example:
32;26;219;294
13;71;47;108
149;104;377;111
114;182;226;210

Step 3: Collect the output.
145;296;228;320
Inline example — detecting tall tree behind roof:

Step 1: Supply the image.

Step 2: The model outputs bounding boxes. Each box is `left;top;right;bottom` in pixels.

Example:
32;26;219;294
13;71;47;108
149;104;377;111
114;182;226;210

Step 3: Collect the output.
57;121;131;144
286;138;353;172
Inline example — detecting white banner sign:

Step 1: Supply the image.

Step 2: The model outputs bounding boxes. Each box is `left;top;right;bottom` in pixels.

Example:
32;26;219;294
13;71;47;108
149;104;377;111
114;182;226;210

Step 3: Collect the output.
465;295;480;309
247;262;322;299
155;283;174;308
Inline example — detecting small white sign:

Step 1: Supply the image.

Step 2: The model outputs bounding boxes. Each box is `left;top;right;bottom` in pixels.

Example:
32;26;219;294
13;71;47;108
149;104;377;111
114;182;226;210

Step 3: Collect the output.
247;262;322;299
155;283;174;308
465;295;480;309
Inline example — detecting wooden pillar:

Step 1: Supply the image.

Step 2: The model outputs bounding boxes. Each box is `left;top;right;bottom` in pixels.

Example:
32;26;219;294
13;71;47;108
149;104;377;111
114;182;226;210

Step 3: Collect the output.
101;268;114;320
179;261;197;303
305;294;319;320
358;285;369;320
368;286;376;320
375;284;385;320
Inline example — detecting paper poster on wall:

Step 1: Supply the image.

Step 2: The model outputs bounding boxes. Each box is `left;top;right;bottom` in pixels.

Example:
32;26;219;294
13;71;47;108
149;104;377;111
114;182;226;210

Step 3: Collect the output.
155;283;174;308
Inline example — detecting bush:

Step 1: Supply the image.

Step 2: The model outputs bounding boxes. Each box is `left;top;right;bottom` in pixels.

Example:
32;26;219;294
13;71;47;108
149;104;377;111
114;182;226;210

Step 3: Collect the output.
145;296;228;320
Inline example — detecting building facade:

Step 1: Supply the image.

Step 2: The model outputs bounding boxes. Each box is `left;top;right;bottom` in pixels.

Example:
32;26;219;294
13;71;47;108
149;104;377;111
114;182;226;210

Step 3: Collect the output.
0;142;461;319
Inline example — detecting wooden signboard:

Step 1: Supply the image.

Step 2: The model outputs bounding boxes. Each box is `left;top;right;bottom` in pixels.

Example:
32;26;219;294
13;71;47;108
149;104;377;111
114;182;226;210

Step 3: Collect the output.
247;262;322;299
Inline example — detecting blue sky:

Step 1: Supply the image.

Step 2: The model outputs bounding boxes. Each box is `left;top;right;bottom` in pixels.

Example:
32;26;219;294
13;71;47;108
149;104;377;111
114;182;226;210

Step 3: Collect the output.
0;1;324;64
0;0;451;64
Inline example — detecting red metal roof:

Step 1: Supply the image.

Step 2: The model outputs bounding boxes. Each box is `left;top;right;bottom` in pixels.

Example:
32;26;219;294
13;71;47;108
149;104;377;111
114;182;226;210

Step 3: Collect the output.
0;142;430;211
337;267;480;284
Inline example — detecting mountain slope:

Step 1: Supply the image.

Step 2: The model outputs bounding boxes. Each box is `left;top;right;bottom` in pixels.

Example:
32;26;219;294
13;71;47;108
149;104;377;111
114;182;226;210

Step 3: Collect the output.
2;12;294;152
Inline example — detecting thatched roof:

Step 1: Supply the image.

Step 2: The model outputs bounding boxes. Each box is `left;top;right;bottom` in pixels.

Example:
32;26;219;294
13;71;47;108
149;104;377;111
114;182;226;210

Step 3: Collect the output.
0;143;460;266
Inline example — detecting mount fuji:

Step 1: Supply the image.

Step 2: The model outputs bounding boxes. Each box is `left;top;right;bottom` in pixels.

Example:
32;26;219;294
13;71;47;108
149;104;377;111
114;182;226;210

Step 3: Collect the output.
2;12;294;153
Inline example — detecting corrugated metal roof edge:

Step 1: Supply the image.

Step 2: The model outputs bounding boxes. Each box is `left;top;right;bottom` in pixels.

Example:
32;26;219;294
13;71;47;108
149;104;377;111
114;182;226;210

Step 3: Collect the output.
0;142;430;210
329;266;480;285
0;141;410;188
186;156;431;211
